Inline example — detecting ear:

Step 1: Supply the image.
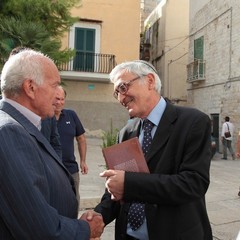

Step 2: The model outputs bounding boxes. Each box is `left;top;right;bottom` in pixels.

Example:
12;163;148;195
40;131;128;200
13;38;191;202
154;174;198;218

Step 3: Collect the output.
146;73;155;90
22;79;36;99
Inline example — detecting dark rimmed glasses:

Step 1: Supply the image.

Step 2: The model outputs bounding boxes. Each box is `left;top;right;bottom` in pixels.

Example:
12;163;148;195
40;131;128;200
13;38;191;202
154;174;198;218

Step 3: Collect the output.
113;76;141;99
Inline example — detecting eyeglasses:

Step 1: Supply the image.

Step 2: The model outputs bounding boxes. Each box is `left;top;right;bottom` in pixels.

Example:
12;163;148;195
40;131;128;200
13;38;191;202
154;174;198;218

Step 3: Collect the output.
113;76;141;99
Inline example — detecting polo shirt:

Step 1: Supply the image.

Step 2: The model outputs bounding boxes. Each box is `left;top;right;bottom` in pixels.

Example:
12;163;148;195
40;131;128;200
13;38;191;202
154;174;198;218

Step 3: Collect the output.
57;109;85;174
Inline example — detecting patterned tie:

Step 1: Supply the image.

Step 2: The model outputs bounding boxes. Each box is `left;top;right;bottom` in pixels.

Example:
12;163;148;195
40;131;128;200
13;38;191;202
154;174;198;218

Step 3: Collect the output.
128;119;154;231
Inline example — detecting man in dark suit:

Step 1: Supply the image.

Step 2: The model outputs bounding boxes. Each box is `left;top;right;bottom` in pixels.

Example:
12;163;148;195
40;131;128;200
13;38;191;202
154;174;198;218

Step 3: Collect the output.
87;60;212;239
0;49;104;239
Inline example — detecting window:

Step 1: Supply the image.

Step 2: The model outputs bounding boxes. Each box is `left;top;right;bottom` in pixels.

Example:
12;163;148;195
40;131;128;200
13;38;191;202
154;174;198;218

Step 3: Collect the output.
194;36;204;77
69;22;100;71
74;28;95;71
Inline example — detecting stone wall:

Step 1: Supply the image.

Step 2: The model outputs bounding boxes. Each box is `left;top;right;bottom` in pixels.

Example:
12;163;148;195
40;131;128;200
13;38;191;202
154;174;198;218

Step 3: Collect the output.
188;0;240;152
65;100;129;136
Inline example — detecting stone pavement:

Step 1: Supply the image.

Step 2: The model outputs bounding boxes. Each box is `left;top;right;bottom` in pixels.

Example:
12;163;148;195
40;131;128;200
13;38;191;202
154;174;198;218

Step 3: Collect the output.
78;137;240;240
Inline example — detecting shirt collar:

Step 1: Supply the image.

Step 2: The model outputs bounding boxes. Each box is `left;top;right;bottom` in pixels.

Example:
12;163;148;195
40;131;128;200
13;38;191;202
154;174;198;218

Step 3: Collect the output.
144;97;166;127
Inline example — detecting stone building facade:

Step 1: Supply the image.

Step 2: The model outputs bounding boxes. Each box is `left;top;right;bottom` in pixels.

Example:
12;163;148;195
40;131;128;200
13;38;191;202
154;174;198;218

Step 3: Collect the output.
188;0;240;152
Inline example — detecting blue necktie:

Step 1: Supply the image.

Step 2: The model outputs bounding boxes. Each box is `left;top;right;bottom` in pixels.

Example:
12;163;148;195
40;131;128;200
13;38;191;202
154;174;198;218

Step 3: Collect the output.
128;119;154;231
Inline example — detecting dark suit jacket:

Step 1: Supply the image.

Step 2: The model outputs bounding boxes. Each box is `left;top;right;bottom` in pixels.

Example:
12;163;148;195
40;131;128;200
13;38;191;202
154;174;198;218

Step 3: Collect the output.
0;101;90;239
41;116;62;158
95;102;213;240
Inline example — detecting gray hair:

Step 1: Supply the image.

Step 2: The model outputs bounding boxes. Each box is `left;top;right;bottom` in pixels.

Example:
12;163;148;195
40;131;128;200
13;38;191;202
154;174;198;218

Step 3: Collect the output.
1;49;53;98
109;60;162;93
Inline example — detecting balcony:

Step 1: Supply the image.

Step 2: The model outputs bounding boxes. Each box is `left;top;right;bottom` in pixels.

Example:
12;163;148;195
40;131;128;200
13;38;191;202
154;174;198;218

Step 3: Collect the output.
58;52;116;82
187;59;206;83
1;52;116;82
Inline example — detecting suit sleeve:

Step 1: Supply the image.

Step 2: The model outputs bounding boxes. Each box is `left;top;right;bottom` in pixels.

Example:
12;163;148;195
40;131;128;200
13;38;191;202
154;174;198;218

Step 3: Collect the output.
94;189;121;225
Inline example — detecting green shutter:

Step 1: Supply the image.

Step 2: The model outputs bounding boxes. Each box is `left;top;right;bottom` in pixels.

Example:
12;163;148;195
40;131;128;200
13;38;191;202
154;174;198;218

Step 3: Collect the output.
194;36;204;77
73;28;95;71
194;36;204;60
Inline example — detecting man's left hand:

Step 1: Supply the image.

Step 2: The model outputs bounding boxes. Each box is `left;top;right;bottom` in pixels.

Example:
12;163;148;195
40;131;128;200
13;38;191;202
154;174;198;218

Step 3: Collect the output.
100;170;125;201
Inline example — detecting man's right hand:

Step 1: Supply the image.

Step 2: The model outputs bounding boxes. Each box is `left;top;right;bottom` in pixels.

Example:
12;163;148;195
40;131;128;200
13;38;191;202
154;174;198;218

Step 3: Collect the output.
80;210;105;238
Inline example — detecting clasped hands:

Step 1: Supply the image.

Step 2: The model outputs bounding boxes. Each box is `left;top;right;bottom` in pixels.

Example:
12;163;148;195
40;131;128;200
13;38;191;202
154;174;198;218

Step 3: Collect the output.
80;210;104;239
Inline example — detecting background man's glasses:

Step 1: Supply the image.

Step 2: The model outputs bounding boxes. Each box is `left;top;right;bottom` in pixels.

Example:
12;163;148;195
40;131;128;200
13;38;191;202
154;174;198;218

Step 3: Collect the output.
113;76;141;99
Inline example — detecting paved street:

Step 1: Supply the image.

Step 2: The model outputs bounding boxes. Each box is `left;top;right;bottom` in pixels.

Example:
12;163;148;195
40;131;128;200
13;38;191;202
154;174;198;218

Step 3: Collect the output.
79;137;240;240
207;153;240;240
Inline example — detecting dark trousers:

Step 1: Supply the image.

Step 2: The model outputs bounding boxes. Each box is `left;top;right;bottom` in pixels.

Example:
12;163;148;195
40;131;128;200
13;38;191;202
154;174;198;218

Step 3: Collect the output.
222;138;235;159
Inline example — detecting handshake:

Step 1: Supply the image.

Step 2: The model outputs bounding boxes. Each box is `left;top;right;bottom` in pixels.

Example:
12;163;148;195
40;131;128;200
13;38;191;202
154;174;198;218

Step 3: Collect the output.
80;210;105;239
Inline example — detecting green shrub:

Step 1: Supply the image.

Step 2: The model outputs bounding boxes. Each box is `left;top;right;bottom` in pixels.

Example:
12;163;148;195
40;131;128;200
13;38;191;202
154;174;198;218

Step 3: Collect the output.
101;120;118;148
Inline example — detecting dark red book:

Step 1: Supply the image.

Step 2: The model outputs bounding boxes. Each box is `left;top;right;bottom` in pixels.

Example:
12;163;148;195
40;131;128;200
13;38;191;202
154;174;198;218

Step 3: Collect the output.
102;137;149;173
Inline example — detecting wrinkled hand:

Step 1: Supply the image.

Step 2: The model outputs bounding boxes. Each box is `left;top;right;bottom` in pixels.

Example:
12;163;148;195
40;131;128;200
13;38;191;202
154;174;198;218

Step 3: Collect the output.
80;210;104;238
100;170;125;201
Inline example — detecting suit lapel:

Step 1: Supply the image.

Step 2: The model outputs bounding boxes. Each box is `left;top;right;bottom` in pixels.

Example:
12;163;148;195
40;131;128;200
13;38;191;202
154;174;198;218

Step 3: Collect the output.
0;101;65;168
147;103;178;161
118;118;142;142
